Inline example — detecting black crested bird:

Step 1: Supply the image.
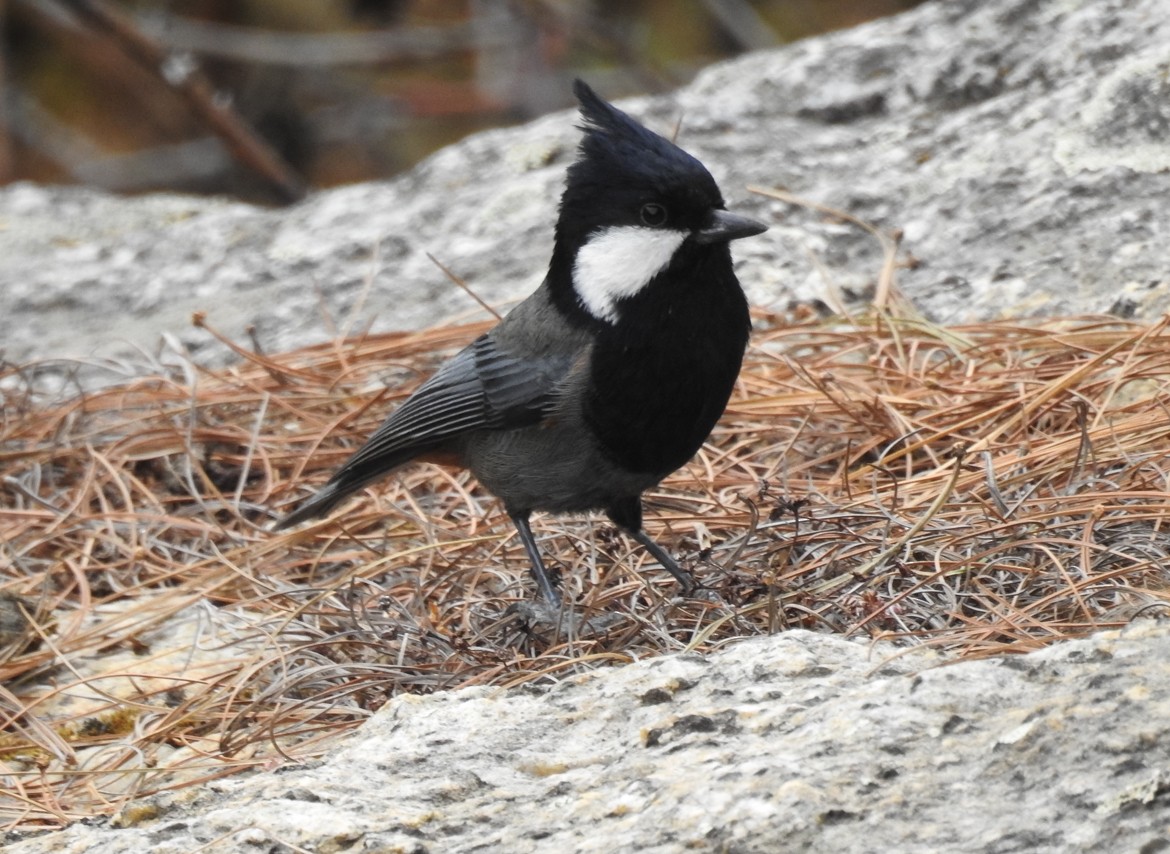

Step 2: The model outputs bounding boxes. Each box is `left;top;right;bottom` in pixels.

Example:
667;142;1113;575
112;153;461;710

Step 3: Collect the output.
274;80;767;606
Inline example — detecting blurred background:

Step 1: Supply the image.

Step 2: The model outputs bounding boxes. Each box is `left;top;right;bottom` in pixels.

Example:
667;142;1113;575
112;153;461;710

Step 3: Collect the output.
1;0;925;204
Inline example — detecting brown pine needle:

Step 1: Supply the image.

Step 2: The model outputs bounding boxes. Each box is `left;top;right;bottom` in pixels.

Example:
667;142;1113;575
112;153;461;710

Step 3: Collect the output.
425;252;503;321
5;306;1170;830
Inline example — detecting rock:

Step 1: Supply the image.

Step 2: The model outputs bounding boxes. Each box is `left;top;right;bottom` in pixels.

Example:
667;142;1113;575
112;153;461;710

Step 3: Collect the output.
3;0;1169;370
9;623;1170;853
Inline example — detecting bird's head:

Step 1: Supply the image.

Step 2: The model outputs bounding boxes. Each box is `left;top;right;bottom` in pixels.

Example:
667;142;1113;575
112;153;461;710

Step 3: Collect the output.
550;80;766;326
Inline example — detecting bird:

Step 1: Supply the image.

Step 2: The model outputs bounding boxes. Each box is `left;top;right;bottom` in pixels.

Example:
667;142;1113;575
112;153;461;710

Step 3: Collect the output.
274;80;767;607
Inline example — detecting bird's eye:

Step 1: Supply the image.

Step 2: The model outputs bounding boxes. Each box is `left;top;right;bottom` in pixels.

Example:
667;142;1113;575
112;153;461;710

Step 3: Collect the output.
640;202;668;227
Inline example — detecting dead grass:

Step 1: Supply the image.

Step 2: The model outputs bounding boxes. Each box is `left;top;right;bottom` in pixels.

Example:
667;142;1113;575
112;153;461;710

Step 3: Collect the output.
4;276;1170;830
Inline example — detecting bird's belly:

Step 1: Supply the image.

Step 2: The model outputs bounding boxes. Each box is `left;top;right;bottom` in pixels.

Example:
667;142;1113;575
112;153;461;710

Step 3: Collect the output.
457;425;658;514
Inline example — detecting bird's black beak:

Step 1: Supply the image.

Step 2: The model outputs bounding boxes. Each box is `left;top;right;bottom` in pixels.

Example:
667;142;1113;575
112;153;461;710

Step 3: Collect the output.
693;209;768;245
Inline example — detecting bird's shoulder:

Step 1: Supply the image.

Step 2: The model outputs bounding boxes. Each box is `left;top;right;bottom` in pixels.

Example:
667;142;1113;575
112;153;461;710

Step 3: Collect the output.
389;282;588;438
490;280;594;361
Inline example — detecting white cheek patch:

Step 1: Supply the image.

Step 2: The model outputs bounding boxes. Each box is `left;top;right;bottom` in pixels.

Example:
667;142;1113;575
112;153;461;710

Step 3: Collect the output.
572;226;687;323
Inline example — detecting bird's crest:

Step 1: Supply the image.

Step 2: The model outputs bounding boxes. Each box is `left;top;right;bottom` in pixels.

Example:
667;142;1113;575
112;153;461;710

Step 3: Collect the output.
570;79;709;185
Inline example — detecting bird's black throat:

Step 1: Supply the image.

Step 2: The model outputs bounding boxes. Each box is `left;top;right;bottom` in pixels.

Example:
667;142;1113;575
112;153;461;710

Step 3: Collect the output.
581;242;750;477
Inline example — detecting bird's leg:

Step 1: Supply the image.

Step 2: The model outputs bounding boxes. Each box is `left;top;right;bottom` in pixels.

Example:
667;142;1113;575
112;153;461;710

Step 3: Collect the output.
606;498;695;594
626;528;695;593
510;511;562;607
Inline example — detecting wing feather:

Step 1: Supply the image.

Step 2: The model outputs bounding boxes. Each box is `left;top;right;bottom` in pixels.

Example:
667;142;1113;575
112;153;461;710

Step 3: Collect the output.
274;333;571;528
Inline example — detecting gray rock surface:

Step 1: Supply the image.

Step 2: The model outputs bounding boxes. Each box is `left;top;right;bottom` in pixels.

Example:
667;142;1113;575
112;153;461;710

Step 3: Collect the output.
3;0;1170;370
10;622;1170;854
5;0;1170;851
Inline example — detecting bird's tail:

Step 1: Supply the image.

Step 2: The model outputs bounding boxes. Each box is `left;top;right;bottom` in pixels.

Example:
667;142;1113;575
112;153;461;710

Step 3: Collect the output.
272;442;430;532
271;480;355;531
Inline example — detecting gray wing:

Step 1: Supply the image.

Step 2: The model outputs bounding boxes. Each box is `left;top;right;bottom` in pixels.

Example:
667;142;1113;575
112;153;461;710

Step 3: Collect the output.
274;333;572;528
